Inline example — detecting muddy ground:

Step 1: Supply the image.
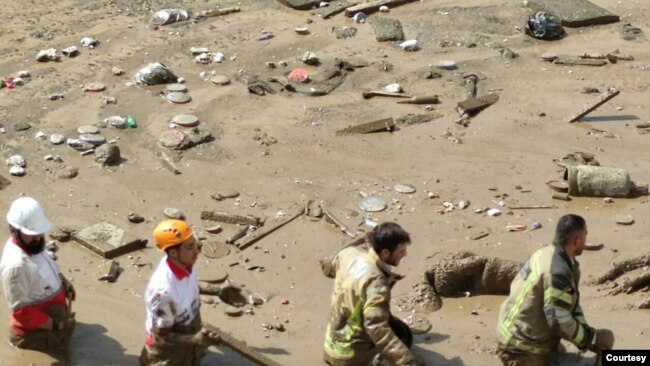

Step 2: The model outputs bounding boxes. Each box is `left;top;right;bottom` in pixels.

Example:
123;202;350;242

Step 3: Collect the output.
0;0;649;365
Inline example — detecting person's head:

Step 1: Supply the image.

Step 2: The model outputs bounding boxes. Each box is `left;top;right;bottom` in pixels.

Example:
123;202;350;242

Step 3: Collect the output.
153;220;201;267
368;222;411;266
6;197;52;254
553;214;587;258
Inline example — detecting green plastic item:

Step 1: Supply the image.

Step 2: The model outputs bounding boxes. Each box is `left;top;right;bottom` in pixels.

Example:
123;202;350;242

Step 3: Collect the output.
126;115;137;128
0;80;4;89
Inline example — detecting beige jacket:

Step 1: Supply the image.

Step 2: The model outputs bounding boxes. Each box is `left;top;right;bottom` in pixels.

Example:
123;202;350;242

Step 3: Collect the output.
323;245;417;366
497;243;597;355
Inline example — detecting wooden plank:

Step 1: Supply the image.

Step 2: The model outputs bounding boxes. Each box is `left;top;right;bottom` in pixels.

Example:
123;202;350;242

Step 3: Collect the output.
509;205;558;210
362;90;412;99
323;209;357;238
316;0;358;18
201;211;261;226
568;88;620;122
237;205;305;250
336;117;395;136
344;0;418;17
204;323;283;366
553;56;607;66
199;7;241;18
457;93;499;115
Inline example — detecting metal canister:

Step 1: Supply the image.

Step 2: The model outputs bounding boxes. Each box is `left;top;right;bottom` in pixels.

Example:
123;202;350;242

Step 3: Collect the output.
566;165;637;197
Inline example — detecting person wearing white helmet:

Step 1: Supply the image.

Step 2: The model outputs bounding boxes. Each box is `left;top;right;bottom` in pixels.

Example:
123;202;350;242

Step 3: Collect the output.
0;197;76;352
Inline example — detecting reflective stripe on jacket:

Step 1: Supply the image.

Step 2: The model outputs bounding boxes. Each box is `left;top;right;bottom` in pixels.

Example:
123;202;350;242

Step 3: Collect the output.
323;245;417;366
496;243;597;355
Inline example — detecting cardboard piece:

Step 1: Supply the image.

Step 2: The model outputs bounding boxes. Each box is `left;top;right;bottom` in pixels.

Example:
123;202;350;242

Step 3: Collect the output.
73;222;146;259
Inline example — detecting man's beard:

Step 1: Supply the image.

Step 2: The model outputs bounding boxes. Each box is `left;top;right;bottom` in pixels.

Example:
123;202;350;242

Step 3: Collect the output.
19;236;46;255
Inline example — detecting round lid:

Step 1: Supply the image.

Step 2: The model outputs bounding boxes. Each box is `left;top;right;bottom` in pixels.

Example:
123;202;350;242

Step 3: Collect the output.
84;82;106;92
166;83;188;92
359;196;387;212
198;268;229;283
546;180;569;193
210;75;231;86
159;129;186;148
172;114;199;127
613;214;634;225
294;26;309;35
394;184;416;194
105;116;127;129
166;92;192;104
79;134;106;146
288;68;309;83
225;306;243;317
77;125;100;135
201;241;231;259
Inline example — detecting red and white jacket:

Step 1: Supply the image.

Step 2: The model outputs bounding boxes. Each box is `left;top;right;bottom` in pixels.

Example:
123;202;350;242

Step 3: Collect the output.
144;257;200;346
0;237;66;336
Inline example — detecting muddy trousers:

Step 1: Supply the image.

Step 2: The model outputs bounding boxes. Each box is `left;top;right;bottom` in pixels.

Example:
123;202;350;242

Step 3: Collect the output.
9;328;72;352
389;316;413;348
497;344;551;366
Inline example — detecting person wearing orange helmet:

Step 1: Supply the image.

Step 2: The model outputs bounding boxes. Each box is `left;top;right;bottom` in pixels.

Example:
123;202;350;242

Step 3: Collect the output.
0;197;75;353
140;219;220;366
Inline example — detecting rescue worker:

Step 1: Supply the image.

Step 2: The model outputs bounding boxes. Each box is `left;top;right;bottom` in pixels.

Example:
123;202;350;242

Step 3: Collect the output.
496;214;615;366
322;222;420;366
0;197;76;351
140;219;221;366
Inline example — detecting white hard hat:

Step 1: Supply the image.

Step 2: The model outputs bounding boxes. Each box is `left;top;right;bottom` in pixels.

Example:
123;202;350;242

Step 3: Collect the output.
6;197;53;235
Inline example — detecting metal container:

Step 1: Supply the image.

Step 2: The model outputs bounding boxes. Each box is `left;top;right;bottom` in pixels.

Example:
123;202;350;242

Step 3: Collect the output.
566;165;645;198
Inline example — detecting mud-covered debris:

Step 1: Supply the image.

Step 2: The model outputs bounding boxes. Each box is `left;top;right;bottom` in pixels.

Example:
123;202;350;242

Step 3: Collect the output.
62;46;79;57
334;26;357;39
151;9;189;25
6;155;26;168
163;208;185;220
128;213;145;224
500;47;519;59
370;17;405;42
80;37;99;48
425;251;521;297
14;122;31;131
50;227;74;242
621;23;644;41
211;190;240;201
112;66;124;76
135;62;178;85
55;166;79;179
36;48;59;62
94;144;121;166
98;261;121;282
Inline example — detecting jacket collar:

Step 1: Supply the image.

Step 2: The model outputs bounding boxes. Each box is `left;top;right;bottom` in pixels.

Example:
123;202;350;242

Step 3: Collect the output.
367;247;405;282
552;242;578;271
166;257;192;280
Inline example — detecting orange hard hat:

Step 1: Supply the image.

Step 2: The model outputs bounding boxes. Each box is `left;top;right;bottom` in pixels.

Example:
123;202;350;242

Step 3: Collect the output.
153;219;194;251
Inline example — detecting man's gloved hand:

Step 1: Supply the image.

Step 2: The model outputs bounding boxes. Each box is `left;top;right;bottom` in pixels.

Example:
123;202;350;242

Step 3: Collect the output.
59;273;76;301
595;328;615;350
54;312;76;333
193;328;220;347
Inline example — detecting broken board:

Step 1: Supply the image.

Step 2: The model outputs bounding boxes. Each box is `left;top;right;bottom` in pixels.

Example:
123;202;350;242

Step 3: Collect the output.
344;0;418;17
204;323;282;366
457;94;499;115
553;57;607;66
73;222;146;259
316;0;357;18
525;0;620;27
336;117;395;136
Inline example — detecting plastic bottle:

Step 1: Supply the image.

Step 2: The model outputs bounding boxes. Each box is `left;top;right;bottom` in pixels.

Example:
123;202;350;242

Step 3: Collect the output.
126;115;137;128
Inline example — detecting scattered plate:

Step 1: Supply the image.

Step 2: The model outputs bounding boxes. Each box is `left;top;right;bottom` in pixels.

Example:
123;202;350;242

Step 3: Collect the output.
159;129;186;148
166;83;187;93
359;196;387;212
210;74;231;86
199;267;229;283
585;243;605;251
288;68;309;83
83;82;106;92
436;60;457;70
394;184;416;194
546;180;569;193
613;214;634;225
166;92;191;104
225;305;243;317
294;26;310;35
104;116;126;129
77;125;99;135
79;134;106;146
406;314;432;335
201;241;231;259
172;114;199;127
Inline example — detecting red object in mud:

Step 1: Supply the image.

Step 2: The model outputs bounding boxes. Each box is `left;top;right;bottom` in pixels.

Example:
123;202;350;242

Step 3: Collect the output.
288;68;309;83
281;299;289;305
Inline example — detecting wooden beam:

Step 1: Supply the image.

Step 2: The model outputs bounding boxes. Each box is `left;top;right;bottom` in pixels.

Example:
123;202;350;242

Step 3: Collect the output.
344;0;418;17
568;88;620;122
237;205;304;250
204;323;283;366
